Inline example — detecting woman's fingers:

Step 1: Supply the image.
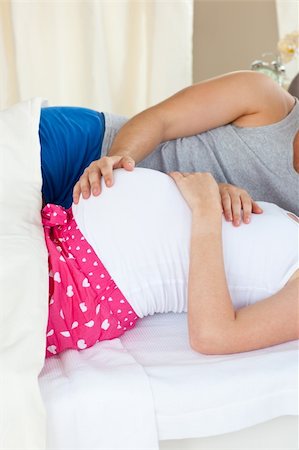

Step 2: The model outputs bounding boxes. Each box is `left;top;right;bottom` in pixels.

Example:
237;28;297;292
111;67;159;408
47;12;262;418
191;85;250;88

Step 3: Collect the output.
168;171;221;212
168;171;183;182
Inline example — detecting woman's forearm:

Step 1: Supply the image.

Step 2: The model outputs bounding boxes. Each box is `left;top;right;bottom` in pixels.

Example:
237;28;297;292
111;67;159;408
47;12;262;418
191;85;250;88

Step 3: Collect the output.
188;207;236;352
168;172;237;350
169;171;297;356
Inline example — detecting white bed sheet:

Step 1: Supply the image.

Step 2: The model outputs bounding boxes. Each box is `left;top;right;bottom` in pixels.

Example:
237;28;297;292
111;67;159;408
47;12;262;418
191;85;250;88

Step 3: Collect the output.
39;338;159;450
39;312;298;448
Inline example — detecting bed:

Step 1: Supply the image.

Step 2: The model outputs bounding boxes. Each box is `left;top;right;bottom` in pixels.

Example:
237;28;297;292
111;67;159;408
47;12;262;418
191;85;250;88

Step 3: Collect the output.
0;98;298;450
39;312;298;449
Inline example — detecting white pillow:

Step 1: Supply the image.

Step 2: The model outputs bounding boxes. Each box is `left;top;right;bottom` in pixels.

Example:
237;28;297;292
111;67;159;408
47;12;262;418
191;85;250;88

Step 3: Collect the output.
0;99;48;450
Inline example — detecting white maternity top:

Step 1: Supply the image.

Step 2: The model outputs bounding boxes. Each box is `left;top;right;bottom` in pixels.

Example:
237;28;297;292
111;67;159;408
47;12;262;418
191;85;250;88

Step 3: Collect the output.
73;168;299;318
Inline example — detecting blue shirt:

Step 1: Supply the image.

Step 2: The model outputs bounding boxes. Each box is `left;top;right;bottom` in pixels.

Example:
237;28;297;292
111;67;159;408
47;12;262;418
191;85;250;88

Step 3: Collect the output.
39;107;105;208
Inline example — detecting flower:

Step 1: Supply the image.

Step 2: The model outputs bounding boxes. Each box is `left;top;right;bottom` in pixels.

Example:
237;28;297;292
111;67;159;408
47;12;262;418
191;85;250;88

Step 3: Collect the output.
277;31;299;64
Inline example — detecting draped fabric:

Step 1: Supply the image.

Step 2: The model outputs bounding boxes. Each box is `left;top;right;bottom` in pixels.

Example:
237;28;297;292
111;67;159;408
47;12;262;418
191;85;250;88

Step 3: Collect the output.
275;0;299;82
0;0;193;116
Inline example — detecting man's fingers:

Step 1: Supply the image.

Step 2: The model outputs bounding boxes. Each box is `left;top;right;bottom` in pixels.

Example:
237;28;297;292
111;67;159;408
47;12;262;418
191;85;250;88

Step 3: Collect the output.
100;165;114;188
120;156;135;171
231;199;241;226
252;201;263;214
241;197;263;223
227;192;244;226
72;154;135;204
239;193;253;224
89;155;121;189
219;184;263;227
101;155;136;185
80;176;92;199
98;157;115;187
73;175;90;204
88;169;102;196
73;182;81;204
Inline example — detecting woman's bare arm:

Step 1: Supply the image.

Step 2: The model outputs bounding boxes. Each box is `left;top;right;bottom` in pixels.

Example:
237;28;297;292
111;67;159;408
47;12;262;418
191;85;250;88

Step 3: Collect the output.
170;172;299;355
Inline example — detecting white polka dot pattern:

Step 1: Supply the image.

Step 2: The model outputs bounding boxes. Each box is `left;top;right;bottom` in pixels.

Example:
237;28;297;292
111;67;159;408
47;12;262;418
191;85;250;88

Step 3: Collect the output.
42;204;139;358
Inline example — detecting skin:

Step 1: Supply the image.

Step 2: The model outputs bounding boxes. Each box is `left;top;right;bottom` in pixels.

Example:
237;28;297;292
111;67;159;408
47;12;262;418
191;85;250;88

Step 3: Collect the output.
73;70;297;225
169;172;299;355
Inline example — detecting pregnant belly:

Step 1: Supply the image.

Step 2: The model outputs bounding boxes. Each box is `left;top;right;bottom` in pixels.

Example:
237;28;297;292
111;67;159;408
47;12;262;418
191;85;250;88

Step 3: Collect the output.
72;168;192;317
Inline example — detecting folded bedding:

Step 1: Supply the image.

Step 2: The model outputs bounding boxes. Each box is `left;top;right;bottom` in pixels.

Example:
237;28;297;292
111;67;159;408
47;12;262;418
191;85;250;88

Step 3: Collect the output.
39;312;298;449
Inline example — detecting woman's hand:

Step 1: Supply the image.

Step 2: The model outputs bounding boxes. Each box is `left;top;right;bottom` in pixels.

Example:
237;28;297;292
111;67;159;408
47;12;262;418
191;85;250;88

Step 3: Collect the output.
73;154;136;204
218;183;263;226
169;173;263;226
169;172;222;214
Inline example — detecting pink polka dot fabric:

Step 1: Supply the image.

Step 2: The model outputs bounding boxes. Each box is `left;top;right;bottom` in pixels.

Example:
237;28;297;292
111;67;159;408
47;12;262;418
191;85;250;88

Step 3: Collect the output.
42;204;139;358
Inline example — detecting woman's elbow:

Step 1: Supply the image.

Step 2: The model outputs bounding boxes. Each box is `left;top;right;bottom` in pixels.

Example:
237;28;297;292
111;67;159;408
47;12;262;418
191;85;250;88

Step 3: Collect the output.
189;325;237;355
190;340;213;355
189;333;222;355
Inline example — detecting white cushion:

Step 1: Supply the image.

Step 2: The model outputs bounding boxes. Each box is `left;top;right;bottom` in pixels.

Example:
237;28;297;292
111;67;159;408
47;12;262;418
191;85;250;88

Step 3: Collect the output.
0;99;48;450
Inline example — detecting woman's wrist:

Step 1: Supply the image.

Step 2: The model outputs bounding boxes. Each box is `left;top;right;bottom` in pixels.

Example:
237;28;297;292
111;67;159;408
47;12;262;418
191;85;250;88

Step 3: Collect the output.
191;201;222;218
191;205;222;234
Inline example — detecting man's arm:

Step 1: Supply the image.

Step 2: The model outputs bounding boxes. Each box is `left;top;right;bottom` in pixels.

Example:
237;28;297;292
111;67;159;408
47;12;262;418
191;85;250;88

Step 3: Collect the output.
107;70;292;162
73;70;293;206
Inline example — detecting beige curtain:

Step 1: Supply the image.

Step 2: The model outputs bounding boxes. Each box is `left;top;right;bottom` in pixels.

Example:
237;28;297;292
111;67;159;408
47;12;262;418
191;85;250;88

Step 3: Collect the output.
0;0;193;116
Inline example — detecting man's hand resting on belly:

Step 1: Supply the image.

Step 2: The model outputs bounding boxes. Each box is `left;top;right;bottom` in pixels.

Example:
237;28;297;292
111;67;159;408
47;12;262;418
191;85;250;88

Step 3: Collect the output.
73;159;263;227
73;154;135;202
